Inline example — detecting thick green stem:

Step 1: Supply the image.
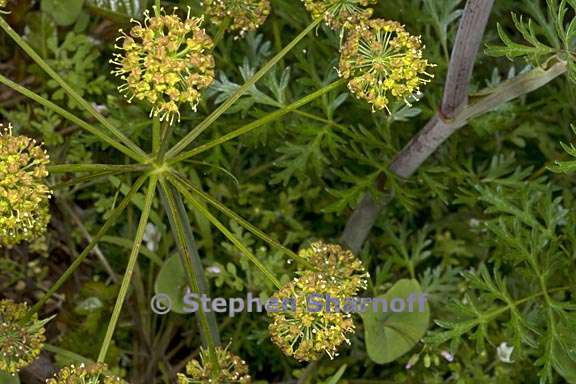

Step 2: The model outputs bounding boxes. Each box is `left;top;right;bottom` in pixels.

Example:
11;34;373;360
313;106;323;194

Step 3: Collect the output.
31;175;149;314
165;19;321;159
169;177;282;289
98;175;158;362
168;79;345;164
158;177;221;370
0;73;146;163
169;172;313;269
0;16;148;162
157;119;174;162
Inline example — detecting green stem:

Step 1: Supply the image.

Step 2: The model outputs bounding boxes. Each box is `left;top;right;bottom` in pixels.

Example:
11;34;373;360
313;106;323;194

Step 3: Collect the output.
168;79;345;164
48;164;148;174
30;175;149;314
169;177;282;289
153;117;161;155
158;119;174;162
169;172;313;269
165;19;321;160
51;171;135;190
158;178;221;371
0;73;146;163
0;16;148;162
98;175;158;362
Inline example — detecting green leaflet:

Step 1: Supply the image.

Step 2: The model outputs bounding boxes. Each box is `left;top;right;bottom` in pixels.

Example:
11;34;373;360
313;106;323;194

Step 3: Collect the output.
154;253;189;315
360;279;430;364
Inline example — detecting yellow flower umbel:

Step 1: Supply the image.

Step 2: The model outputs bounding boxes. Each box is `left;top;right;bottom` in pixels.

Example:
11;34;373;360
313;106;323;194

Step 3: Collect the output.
46;363;126;384
302;0;377;30
0;0;6;8
202;0;271;37
0;299;47;374
0;123;51;247
177;345;251;383
111;7;215;125
339;19;434;112
268;271;358;362
298;241;368;296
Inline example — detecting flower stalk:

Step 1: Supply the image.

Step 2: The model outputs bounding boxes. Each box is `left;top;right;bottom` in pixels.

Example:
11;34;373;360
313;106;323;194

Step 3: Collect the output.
165;18;322;159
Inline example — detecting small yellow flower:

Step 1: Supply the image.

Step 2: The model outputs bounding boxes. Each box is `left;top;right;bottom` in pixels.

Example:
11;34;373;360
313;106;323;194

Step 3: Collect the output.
0;123;51;247
0;299;47;374
298;241;369;296
339;19;434;112
302;0;377;30
111;7;215;125
268;271;358;362
202;0;271;36
46;363;126;384
177;344;251;383
0;0;6;8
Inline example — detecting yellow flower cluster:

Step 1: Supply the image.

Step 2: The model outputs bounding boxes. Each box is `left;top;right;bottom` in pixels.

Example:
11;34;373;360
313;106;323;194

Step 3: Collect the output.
298;241;368;296
0;123;51;247
202;0;271;36
177;345;251;383
46;363;127;384
0;0;6;8
339;19;434;112
0;299;46;374
111;8;215;125
268;242;368;362
302;0;377;29
268;271;356;362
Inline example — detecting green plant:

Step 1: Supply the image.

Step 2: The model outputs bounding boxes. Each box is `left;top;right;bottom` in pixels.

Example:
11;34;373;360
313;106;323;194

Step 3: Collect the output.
1;0;576;382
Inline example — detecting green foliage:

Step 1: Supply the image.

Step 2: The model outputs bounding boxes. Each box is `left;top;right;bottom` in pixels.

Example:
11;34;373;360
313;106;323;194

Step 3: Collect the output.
1;0;576;383
487;0;576;81
41;0;84;26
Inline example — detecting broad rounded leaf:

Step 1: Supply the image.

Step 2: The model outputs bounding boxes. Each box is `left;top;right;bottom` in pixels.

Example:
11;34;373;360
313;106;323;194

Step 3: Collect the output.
360;279;430;364
154;254;188;314
41;0;85;26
